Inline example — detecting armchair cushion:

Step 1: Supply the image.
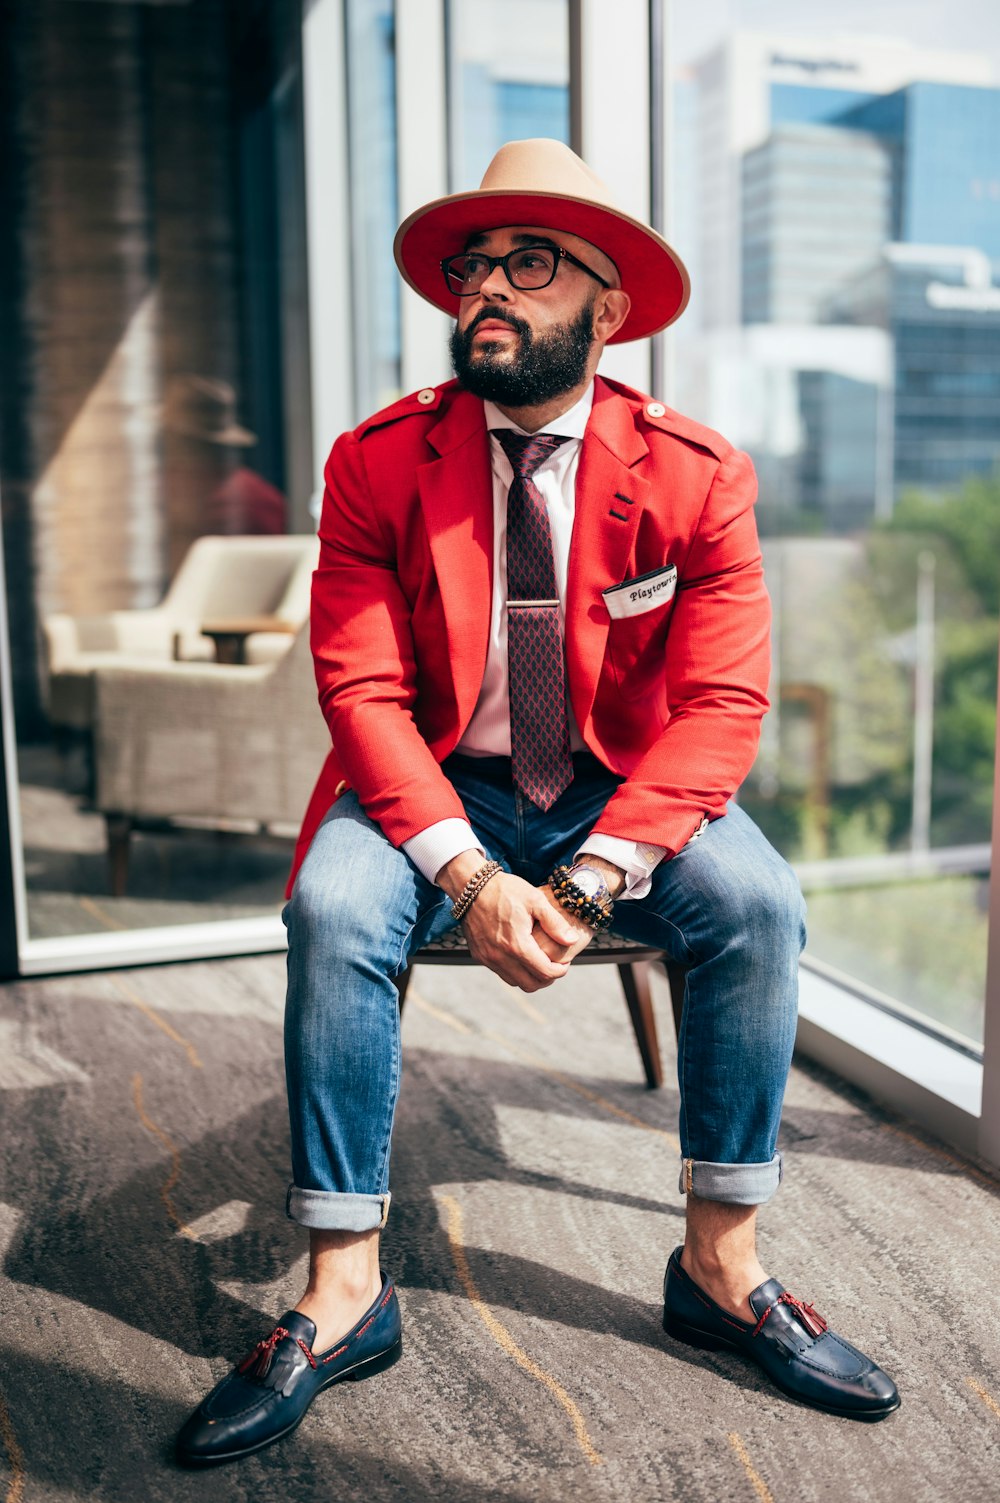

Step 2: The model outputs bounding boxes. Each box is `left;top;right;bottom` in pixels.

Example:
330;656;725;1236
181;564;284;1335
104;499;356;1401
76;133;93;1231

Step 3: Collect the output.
93;628;329;830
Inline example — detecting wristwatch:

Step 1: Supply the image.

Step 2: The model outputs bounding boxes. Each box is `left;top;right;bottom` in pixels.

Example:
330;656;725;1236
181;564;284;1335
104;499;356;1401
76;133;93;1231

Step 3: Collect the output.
568;863;614;909
547;862;616;931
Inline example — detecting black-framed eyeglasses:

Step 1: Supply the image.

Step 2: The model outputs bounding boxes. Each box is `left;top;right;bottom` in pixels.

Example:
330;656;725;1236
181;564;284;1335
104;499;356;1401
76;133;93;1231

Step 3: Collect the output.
440;243;612;297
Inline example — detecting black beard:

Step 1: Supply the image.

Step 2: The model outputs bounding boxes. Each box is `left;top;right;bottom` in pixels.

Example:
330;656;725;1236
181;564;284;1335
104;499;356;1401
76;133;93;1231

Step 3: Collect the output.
449;298;596;406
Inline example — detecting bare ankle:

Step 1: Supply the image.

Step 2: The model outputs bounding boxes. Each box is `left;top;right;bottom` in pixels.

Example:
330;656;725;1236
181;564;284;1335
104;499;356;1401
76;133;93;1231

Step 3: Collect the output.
681;1195;766;1318
302;1266;379;1305
293;1226;381;1351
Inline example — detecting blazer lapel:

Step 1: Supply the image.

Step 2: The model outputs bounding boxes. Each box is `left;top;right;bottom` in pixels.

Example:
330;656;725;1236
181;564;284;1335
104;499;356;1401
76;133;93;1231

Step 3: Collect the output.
566;378;650;734
417;390;494;732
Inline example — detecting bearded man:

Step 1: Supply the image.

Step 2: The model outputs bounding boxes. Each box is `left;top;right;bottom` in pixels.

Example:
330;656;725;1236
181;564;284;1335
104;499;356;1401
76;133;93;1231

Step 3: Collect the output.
177;139;899;1466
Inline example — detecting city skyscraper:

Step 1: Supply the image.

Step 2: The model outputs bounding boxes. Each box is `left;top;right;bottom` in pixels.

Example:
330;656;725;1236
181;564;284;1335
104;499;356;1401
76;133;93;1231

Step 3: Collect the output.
836;82;1000;258
741;123;891;324
826;245;1000;494
677;32;999;521
681;32;990;331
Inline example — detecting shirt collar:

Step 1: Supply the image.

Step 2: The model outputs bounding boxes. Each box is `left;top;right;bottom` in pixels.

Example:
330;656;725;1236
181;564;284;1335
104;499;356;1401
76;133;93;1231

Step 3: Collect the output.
483;380;594;444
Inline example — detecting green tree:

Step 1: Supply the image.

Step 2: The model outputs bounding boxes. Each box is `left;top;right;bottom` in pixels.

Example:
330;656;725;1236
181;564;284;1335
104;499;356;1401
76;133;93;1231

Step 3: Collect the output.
881;472;1000;846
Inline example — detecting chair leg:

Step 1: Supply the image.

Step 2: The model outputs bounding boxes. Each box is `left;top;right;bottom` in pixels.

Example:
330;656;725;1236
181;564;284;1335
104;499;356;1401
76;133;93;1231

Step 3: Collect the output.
618;961;663;1089
395;965;413;1014
105;815;133;898
664;963;687;1041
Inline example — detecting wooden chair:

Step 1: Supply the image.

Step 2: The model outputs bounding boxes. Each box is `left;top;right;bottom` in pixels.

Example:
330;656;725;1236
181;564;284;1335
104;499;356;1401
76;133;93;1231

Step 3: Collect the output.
395;929;687;1089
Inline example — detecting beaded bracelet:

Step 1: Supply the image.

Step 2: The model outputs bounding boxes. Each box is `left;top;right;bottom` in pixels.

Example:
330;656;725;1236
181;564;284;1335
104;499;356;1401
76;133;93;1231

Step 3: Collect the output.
547;864;615;931
450;859;503;922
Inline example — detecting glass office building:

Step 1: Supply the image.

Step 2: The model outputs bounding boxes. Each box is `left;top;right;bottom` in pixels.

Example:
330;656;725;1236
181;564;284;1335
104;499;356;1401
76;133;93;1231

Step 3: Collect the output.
827;247;1000;494
836;82;1000;257
742;123;891;325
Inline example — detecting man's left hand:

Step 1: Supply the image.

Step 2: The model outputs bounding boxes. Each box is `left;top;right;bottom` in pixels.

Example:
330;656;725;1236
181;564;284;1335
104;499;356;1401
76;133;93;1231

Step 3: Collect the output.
532;855;626;962
531;884;596;964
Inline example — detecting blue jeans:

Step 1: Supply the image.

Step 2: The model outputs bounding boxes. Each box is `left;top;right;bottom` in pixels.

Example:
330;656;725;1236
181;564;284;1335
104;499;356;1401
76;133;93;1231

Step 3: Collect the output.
283;753;806;1230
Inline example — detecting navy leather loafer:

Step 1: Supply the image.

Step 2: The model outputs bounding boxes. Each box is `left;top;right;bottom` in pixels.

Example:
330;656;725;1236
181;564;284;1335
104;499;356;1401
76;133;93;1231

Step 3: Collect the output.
176;1273;402;1466
663;1248;899;1421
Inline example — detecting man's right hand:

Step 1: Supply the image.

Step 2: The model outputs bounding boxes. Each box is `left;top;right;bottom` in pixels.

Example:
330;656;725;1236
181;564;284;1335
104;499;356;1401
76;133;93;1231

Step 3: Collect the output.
437;853;579;992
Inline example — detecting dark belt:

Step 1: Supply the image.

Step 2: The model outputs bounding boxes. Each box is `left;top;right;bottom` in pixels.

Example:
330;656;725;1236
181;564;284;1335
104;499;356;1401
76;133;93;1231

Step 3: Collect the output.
442;750;616;785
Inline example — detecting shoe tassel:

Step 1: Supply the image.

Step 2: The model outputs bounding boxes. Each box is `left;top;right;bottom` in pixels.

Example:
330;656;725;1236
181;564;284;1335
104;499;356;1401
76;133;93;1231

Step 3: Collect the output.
238;1326;289;1380
779;1294;828;1338
753;1293;828;1340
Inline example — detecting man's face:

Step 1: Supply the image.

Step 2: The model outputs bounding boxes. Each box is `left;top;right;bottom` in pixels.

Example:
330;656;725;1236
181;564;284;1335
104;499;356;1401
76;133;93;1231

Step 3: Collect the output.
448;225;609;407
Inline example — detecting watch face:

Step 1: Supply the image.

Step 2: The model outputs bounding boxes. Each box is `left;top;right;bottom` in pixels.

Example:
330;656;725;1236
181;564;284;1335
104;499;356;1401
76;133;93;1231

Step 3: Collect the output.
573;868;604;899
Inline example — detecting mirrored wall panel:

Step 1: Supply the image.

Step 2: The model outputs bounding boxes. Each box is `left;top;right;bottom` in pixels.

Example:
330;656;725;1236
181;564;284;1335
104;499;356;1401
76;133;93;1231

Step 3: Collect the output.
1;0;316;947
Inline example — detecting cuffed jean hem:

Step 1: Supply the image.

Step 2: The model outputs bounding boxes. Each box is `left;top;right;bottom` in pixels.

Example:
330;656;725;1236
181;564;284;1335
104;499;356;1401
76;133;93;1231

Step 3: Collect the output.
678;1153;783;1205
286;1185;391;1231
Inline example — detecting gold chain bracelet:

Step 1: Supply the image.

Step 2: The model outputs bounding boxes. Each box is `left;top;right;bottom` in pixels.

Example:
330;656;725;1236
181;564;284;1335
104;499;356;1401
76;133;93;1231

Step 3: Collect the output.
450;860;503;922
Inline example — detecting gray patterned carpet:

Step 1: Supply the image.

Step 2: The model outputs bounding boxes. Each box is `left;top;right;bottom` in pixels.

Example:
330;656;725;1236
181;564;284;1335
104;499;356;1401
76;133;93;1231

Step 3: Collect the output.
1;954;998;1501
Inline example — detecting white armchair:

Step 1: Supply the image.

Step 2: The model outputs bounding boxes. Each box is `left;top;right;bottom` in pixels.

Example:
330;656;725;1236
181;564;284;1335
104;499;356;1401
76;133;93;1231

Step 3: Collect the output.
41;534;317;731
93;626;330;895
242;543;318;665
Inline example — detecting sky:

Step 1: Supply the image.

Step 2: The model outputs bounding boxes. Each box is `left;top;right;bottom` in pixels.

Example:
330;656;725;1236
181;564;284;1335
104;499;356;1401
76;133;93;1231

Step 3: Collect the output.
670;0;1000;81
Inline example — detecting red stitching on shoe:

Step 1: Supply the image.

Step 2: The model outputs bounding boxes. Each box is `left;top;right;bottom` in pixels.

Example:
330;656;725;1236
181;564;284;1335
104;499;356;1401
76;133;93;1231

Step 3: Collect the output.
317;1288;392;1365
297;1338;317;1369
751;1304;771;1337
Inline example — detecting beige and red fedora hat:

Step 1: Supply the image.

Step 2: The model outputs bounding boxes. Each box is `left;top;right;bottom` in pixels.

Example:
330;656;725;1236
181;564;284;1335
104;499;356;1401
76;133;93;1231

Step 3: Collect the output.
393;138;690;344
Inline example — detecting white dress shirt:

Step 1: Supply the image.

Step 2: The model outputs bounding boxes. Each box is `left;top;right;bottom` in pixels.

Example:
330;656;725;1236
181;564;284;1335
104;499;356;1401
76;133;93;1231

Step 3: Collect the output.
402;381;666;898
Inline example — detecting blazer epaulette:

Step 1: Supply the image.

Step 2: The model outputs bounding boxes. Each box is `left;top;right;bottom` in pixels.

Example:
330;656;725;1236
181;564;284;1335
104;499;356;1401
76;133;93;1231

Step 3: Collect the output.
354;381;456;439
599;376;732;462
645;406;733;462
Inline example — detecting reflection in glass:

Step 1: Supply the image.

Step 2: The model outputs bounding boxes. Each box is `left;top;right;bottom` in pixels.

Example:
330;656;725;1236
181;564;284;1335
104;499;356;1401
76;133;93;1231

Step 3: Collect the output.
671;20;1000;1043
1;0;317;942
345;0;401;415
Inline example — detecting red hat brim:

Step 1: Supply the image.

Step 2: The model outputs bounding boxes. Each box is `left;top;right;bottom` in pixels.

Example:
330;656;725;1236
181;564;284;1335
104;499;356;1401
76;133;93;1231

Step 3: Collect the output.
394;189;690;344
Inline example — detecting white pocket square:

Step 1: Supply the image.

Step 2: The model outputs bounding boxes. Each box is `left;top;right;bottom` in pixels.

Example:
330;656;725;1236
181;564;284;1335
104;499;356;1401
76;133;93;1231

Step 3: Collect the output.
603;565;677;621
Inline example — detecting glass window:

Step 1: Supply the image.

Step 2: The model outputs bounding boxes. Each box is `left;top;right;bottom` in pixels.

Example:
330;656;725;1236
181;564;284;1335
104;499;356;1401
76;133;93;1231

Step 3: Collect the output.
345;0;401;413
447;0;570;192
671;9;1000;1045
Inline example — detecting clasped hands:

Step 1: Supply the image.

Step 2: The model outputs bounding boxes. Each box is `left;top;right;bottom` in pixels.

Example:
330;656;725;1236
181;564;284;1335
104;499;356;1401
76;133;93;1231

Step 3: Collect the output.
438;853;620;993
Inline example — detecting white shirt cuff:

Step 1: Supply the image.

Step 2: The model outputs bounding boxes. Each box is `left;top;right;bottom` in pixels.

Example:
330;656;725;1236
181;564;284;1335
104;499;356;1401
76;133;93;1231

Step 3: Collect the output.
574;835;666;901
402;819;485;886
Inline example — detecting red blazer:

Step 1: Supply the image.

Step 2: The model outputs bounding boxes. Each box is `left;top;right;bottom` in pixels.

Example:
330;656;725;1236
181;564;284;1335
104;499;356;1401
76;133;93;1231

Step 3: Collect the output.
288;375;770;892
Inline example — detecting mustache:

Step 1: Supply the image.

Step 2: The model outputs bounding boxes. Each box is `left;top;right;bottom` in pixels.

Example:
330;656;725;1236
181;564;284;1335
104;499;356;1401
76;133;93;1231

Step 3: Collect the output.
466;307;531;339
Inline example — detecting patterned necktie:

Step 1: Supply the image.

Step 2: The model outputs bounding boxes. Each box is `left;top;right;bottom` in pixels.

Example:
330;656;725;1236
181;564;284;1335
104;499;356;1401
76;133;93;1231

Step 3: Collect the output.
492;428;574;811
